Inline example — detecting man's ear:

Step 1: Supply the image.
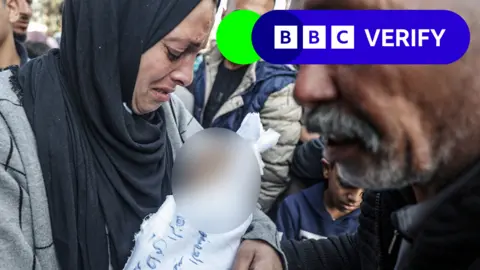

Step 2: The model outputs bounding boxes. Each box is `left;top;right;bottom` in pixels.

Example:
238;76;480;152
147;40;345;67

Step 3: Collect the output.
6;0;20;23
321;159;330;179
322;167;329;179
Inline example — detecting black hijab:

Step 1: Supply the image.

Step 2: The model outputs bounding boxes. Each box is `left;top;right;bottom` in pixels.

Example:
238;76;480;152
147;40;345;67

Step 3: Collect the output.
17;0;202;269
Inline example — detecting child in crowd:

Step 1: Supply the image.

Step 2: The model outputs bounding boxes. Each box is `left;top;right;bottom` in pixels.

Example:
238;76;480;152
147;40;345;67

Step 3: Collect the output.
276;158;363;240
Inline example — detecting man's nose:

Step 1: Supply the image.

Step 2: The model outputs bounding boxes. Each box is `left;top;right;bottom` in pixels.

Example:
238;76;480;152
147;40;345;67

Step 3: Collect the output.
20;1;32;17
26;6;33;17
294;65;338;107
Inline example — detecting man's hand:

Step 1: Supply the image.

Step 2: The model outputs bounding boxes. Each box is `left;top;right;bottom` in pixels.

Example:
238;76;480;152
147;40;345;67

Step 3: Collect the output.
233;240;283;270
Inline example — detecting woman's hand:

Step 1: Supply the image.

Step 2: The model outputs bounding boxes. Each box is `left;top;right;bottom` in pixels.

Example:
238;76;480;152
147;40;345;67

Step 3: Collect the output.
233;240;283;270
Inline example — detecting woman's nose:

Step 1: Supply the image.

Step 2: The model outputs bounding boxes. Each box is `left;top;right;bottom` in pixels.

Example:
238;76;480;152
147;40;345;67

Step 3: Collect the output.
294;65;338;107
171;58;196;87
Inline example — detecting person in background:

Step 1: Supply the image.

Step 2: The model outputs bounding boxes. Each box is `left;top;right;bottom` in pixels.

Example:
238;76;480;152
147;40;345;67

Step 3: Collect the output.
190;0;302;213
276;156;362;241
27;30;59;49
12;0;30;43
24;40;50;58
0;0;27;69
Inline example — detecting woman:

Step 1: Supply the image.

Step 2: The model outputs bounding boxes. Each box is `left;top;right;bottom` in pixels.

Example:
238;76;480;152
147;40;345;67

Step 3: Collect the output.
0;0;282;269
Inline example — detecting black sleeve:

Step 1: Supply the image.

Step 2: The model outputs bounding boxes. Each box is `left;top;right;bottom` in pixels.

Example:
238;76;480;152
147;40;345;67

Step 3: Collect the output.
281;233;359;270
290;138;325;187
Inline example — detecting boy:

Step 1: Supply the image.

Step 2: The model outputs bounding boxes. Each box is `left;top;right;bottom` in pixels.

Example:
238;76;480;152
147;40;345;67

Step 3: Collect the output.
276;158;363;240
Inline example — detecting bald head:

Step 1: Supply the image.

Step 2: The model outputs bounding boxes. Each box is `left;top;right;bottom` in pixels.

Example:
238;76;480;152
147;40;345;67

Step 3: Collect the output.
227;0;274;15
296;0;480;191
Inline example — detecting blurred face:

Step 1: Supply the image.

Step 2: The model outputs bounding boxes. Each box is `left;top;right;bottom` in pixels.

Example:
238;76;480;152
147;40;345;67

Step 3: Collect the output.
297;0;480;190
12;0;31;36
190;148;228;188
0;0;19;44
132;0;215;115
323;160;363;213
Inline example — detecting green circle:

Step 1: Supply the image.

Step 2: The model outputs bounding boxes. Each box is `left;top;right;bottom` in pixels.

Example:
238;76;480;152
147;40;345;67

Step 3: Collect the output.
216;10;261;65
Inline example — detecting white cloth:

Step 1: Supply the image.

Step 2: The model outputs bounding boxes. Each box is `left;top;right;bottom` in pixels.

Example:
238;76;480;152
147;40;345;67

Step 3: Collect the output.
236;113;281;175
124;196;252;270
123;113;280;269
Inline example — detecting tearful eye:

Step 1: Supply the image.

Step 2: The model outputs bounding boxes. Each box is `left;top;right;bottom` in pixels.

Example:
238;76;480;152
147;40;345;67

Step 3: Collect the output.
167;51;180;62
165;46;184;62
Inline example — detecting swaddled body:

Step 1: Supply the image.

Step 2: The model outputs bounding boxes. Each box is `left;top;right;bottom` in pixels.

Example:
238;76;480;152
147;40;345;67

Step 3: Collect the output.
125;114;279;269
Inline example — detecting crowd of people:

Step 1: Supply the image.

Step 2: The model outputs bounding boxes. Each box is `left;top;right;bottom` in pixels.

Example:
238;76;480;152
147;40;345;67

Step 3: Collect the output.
1;0;479;269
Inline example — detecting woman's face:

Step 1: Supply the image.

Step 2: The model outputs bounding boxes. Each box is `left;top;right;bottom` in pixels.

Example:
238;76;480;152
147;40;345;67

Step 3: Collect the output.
131;0;215;115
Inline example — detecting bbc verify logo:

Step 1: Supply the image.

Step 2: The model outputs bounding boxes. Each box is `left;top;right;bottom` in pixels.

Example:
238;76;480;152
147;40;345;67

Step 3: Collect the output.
274;25;355;49
251;10;470;64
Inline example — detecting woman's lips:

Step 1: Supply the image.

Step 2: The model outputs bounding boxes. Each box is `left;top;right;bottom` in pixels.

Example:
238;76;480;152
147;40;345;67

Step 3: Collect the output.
151;88;171;102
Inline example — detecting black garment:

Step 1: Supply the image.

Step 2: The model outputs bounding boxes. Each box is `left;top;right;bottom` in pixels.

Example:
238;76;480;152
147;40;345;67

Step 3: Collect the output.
17;0;201;269
282;159;480;269
290;138;326;188
0;66;15;72
14;39;28;66
25;41;50;59
202;61;249;127
14;32;27;43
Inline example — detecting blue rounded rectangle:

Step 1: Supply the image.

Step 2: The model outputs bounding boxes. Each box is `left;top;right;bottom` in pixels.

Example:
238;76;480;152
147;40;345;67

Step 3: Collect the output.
252;10;470;64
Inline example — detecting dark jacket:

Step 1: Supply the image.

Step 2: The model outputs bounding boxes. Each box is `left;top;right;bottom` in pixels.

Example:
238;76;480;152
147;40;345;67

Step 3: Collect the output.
191;49;298;132
282;139;480;269
15;40;29;66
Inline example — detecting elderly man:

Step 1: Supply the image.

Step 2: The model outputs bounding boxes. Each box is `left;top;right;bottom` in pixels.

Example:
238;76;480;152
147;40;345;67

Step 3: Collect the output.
233;0;480;269
283;0;480;269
